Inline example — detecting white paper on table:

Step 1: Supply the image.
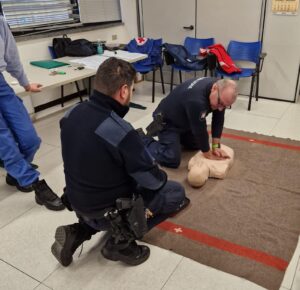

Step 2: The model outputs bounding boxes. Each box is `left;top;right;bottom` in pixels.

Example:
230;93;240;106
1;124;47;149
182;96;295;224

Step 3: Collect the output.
70;55;108;70
102;50;147;62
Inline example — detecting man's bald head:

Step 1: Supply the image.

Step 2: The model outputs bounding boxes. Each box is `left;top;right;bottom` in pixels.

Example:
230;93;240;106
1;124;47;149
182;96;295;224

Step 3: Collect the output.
210;79;238;111
216;79;238;104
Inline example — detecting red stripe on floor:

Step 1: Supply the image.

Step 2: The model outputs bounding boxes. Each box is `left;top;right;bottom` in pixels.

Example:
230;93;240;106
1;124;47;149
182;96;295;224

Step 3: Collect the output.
157;220;288;271
222;132;300;152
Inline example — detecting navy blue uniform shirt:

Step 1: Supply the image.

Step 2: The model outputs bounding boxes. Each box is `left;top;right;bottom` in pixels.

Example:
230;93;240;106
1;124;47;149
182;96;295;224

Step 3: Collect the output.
154;77;225;152
60;90;166;214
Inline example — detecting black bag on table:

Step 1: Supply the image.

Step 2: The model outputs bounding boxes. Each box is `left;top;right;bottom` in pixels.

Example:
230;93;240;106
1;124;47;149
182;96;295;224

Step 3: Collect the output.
52;34;72;58
64;39;97;57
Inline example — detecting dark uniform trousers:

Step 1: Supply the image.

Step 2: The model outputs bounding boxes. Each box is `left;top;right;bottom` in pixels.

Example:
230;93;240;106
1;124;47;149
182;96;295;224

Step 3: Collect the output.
145;126;203;169
78;180;185;232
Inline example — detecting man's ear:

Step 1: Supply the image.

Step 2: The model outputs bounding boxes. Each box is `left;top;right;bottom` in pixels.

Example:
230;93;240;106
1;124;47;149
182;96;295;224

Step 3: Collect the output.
119;84;128;100
212;83;218;92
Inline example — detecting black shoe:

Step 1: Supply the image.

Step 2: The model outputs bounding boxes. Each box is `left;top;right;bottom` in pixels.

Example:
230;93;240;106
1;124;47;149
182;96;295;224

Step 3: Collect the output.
31;163;39;170
34;179;65;211
101;238;150;266
6;174;35;192
51;224;93;266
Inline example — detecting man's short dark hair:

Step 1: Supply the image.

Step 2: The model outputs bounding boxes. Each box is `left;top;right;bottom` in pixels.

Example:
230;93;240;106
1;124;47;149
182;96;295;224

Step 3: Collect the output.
94;57;136;96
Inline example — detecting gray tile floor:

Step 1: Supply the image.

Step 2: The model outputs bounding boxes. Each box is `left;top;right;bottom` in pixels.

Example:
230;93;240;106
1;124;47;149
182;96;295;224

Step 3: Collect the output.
0;81;300;290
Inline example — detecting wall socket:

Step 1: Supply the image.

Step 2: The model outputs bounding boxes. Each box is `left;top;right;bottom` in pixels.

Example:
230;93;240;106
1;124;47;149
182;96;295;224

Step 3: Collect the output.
112;34;118;40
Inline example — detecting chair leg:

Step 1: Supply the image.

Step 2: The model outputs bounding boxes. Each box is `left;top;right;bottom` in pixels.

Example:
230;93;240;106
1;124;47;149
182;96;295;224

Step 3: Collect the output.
248;76;255;111
61;85;64;107
152;69;156;103
204;69;207;77
179;70;183;84
75;81;83;102
88;77;92;95
170;67;174;92
159;65;165;94
255;73;260;101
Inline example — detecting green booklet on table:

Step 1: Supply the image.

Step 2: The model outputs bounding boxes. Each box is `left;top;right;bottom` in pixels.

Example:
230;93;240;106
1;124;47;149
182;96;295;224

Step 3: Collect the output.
30;60;69;69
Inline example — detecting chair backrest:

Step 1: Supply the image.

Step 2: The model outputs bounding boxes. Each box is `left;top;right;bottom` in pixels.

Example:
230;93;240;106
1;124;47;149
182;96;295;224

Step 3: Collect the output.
227;40;261;64
48;46;57;59
184;37;215;56
126;38;163;66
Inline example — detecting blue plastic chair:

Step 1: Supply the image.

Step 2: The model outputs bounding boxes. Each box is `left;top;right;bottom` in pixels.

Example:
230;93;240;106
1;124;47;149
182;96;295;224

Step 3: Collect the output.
127;38;165;103
215;40;266;111
169;37;215;91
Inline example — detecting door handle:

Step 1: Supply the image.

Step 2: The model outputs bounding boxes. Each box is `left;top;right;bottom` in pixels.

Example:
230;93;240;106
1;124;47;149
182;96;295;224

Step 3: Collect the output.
183;25;194;30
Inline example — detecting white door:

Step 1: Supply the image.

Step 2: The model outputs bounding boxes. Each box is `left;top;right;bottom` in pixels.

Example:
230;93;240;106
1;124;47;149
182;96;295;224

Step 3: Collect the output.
141;0;197;85
196;0;263;46
260;1;300;101
141;0;196;44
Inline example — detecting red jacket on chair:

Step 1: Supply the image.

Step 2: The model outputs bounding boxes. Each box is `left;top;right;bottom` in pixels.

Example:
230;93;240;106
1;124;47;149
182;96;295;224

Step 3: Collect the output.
200;44;241;74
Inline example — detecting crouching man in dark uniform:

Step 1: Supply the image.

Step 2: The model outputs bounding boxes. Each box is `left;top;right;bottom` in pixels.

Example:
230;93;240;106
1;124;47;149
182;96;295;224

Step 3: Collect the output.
142;77;238;168
51;57;189;267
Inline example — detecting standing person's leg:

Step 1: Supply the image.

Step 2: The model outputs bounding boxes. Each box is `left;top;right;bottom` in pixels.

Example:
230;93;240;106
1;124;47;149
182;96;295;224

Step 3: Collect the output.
143;128;182;168
144;180;189;229
0;76;40;188
0;110;39;189
0;76;65;211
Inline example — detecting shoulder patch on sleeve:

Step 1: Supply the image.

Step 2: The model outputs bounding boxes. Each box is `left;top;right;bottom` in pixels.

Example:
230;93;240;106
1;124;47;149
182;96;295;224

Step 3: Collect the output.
95;111;134;147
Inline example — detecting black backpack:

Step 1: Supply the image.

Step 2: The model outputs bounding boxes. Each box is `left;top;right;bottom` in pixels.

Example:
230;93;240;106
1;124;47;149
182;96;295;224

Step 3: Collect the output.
64;39;97;57
52;34;72;58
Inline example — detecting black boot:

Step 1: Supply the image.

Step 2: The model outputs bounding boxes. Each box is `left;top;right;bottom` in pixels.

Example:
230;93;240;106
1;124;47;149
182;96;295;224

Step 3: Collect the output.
5;163;39;193
51;223;97;266
6;174;35;193
34;179;65;211
101;237;150;266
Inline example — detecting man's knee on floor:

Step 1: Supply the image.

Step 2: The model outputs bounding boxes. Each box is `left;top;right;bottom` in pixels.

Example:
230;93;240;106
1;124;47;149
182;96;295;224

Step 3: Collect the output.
161;181;186;213
160;150;181;168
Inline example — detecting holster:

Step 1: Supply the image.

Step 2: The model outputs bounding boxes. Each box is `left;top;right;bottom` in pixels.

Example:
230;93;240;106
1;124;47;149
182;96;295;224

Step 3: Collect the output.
116;195;148;239
146;112;166;137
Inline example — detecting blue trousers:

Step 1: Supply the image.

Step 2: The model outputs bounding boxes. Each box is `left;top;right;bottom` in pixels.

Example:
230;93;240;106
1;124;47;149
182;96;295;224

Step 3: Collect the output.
79;180;186;231
144;127;202;168
0;73;40;186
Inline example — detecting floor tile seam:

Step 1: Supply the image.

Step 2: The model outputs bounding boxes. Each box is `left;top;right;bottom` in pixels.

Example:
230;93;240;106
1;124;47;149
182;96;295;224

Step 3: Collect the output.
0;204;36;231
0;257;42;285
290;255;300;289
278;103;293;120
268;117;282;137
34;146;61;162
33;283;53;290
34;120;61;131
39;264;61;289
230;110;280;121
160;256;184;290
